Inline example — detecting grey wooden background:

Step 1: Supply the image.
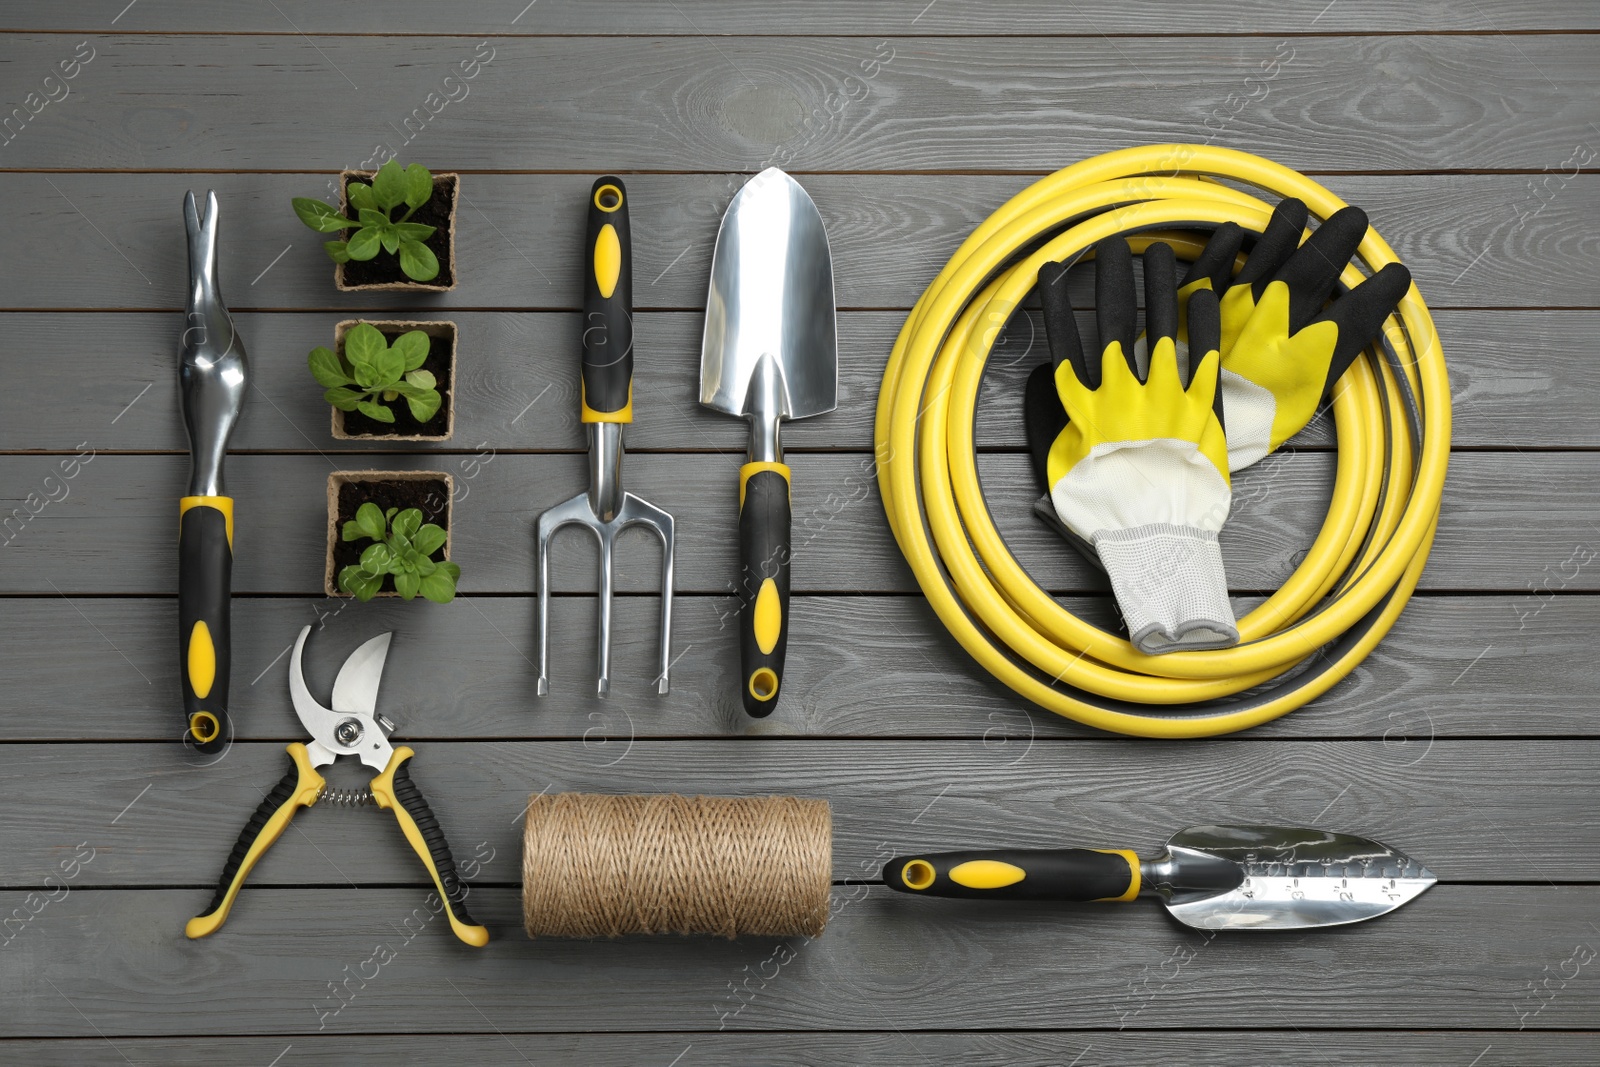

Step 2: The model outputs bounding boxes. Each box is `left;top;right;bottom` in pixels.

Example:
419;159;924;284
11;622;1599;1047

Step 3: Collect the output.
1;2;1596;1064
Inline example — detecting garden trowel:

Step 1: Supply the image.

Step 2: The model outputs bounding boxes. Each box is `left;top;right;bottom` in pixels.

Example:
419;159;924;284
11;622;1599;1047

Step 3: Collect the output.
699;168;837;717
885;824;1436;930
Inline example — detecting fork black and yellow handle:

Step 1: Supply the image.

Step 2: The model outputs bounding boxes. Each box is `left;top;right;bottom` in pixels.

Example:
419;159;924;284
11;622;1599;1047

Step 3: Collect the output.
186;743;323;939
738;462;790;717
179;495;233;752
884;848;1142;902
371;747;490;947
580;176;633;424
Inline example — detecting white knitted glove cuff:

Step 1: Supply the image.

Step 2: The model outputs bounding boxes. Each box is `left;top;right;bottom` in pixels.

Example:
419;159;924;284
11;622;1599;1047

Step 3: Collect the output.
1092;523;1238;654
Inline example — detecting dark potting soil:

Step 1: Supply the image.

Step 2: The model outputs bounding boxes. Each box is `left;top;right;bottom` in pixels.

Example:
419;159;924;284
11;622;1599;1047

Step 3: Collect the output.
339;328;453;437
339;174;456;289
332;477;451;592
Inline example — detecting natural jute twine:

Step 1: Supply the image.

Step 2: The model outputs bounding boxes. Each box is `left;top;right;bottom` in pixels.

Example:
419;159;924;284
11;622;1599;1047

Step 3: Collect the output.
521;793;832;939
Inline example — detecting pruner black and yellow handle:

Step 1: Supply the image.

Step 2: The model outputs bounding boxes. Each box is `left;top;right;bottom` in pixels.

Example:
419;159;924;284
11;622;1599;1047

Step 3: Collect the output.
371;747;490;947
738;462;790;717
580;176;633;425
186;743;323;939
179;495;233;752
883;849;1142;903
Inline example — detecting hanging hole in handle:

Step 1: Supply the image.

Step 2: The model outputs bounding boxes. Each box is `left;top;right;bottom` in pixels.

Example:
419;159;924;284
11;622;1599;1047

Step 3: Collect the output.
189;711;219;743
748;667;779;701
901;860;936;891
594;184;623;212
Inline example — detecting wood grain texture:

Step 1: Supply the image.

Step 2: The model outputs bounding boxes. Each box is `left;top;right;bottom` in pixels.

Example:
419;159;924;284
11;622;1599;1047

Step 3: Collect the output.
4;1032;1589;1067
3;34;1597;172
1;739;1594;886
0;451;1592;594
8;1;1599;34
4;173;1597;311
2;886;1593;1036
3;308;1594;452
0;594;1587;741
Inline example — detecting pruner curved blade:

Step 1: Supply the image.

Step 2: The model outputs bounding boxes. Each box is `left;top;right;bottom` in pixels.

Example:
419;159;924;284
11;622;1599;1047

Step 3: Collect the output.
288;625;394;771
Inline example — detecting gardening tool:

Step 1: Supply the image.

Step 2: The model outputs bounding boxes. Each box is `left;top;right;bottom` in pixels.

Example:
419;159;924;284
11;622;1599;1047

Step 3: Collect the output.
884;824;1436;930
186;626;488;946
536;177;675;696
699;168;838;716
178;190;248;753
875;144;1443;737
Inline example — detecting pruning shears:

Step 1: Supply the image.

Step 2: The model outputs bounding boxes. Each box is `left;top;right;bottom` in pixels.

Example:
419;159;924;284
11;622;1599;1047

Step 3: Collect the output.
186;626;488;946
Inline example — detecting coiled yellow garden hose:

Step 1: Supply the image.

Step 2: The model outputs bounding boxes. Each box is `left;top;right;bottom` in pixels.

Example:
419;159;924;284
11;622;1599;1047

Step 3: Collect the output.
874;145;1449;738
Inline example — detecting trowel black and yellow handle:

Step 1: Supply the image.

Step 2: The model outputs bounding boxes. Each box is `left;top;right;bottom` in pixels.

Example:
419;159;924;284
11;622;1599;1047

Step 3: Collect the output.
580;175;633;424
883;849;1142;902
738;462;790;717
179;495;233;752
186;743;323;939
371;747;489;947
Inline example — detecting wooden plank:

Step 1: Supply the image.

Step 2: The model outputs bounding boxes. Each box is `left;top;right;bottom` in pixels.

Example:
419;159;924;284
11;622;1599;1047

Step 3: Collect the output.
2;1032;1591;1067
0;451;1592;594
4;173;1596;311
0;594;1587;741
4;308;1594;453
2;885;1592;1035
1;35;1595;173
8;1;1598;34
2;739;1595;886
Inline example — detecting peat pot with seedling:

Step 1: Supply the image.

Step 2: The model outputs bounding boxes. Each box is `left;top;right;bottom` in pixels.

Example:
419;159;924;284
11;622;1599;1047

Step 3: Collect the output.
326;470;458;603
293;160;459;292
313;320;456;441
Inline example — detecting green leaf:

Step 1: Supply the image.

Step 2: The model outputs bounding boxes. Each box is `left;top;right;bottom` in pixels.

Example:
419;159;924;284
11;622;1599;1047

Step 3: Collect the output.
392;331;430;372
398;238;440;282
324;387;363;412
345;323;386;370
346;225;382;261
386;507;399;520
354;501;387;541
372;159;406;211
393;222;436;242
402;163;434;210
394;570;422;600
405;387;442;424
412;523;447;557
412;554;437;577
338;565;384;602
307;346;350;388
356;399;395;423
419;566;459;603
380;224;402;256
390;508;423;542
293;197;353;233
347;182;376;212
359;542;393;572
356;208;388;229
404;368;436;389
372;344;404;388
324;239;352;263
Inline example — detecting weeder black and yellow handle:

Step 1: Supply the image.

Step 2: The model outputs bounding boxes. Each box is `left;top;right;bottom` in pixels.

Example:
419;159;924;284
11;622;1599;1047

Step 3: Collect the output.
371;747;489;947
580;176;633;424
186;743;324;939
884;849;1142;902
179;495;233;751
738;462;790;716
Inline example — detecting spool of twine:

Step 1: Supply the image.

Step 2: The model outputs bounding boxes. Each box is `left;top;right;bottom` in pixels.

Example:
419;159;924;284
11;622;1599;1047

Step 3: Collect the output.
521;793;832;939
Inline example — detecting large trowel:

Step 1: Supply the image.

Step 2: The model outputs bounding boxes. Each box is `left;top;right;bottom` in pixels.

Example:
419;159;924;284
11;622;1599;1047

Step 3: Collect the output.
699;168;837;717
885;824;1436;930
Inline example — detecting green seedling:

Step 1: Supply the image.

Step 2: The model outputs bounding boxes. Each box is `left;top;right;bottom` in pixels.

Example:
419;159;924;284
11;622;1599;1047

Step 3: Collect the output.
310;322;442;425
293;160;441;281
338;502;459;603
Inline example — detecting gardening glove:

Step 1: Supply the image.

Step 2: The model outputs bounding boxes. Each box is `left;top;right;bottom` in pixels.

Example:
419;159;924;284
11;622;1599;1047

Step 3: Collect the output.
1025;238;1236;655
1179;199;1413;471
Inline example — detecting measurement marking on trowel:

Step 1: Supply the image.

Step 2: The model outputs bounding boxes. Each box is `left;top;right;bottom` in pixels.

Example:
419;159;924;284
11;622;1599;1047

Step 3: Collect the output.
111;382;153;424
912;784;950;824
511;383;553;425
111;784;152;825
251;244;293;286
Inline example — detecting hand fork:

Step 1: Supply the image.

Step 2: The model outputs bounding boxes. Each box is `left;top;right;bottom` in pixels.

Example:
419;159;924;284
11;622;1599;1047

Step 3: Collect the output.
536;177;675;696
